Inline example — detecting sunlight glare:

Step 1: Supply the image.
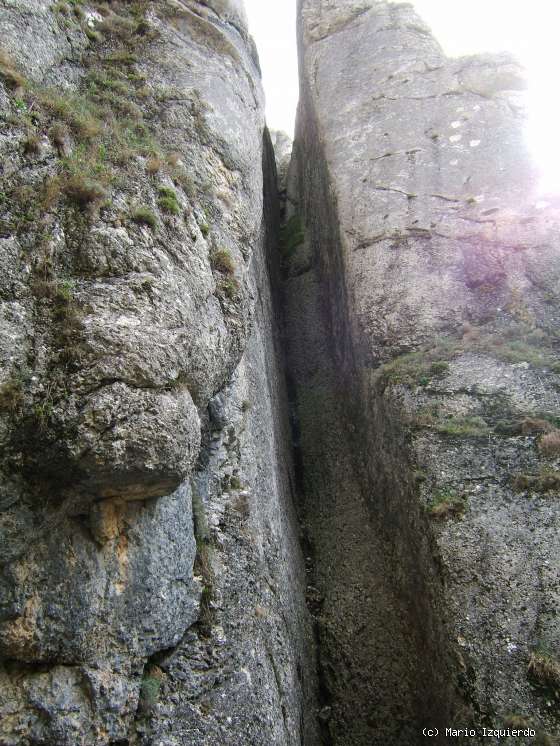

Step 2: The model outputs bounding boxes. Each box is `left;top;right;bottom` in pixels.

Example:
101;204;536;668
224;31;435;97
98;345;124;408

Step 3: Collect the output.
244;0;560;193
411;0;560;195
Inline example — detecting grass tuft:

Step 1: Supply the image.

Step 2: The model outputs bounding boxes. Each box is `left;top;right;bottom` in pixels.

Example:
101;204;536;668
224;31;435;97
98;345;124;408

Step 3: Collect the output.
218;277;239;300
428;489;466;520
211;249;235;275
146;157;162;175
429;361;449;376
528;651;560;695
521;418;556;435
539;430;560;458
376;322;560;391
139;666;164;714
48;122;69;153
23;133;41;155
434;415;489;437
0;50;26;91
64;175;108;209
157;186;180;215
131;206;157;229
503;714;530;730
513;471;560;494
0;379;24;415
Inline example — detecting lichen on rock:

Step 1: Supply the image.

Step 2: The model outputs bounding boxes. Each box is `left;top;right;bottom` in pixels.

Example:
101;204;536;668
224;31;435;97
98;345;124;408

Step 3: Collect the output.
286;0;560;743
0;2;317;744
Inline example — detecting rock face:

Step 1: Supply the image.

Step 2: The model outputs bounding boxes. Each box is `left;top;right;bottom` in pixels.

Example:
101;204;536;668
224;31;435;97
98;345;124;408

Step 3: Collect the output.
0;2;317;744
287;0;560;743
270;130;293;195
2;0;560;744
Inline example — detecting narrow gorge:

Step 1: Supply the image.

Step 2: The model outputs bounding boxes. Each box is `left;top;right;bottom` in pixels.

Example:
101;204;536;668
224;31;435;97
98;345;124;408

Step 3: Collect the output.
0;1;559;745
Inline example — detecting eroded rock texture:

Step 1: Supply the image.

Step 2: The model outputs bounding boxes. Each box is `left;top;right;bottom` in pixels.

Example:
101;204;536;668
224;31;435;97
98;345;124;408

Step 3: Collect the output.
2;0;560;743
0;2;317;744
287;0;560;743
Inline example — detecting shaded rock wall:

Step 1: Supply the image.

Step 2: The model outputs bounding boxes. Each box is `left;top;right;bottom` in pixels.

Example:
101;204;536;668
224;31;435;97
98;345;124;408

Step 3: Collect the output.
2;0;560;744
0;2;318;744
287;0;560;743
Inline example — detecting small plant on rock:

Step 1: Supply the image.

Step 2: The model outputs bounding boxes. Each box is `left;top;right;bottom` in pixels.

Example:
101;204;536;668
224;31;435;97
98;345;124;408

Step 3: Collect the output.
139;666;164;714
0;50;26;91
157;185;180;215
503;714;530;729
48;122;69;155
528;648;560;698
539;430;560;458
429;361;449;376
211;249;235;275
428;489;466;520
513;471;560;494
146;156;162;175
219;277;240;300
229;475;242;491
0;379;24;415
131;206;157;229
435;415;489;437
64;175;108;209
521;418;556;435
23;133;41;155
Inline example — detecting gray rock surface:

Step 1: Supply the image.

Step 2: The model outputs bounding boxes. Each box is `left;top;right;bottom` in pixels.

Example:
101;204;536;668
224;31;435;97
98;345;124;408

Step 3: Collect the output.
287;0;560;743
3;0;559;744
270;129;293;195
0;2;317;744
134;135;319;745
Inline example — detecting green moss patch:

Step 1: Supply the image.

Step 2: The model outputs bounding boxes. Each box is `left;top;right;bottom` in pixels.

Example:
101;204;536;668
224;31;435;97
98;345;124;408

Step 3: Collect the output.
280;214;304;258
131;206;157;229
428;489;466;520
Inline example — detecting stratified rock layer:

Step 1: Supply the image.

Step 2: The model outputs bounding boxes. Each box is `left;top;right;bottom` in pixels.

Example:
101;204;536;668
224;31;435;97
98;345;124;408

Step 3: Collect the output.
287;0;560;743
0;2;318;744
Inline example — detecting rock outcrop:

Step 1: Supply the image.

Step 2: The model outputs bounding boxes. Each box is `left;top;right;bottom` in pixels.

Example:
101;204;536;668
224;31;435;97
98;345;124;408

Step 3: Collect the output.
286;0;560;743
1;0;559;744
0;2;317;744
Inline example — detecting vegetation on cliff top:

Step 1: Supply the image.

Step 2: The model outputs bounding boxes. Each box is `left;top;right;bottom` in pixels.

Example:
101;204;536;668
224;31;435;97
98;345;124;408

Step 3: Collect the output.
376;320;560;391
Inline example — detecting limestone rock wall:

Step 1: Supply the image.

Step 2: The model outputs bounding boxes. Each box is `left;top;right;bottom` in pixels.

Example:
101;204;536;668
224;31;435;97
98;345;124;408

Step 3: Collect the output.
3;0;560;744
0;2;317;744
287;0;560;743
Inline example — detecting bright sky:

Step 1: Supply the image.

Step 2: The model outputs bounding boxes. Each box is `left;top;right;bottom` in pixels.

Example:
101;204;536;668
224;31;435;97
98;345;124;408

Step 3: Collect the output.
244;0;298;135
244;0;559;193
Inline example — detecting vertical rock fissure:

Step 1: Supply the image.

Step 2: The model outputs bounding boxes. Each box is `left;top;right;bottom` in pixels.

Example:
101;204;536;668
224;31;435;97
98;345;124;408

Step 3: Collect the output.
273;4;466;743
277;1;560;744
279;135;461;744
2;0;560;743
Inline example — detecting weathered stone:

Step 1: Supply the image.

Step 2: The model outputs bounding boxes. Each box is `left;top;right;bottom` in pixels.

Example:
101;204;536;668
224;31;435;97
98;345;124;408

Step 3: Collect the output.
271;129;293;194
3;0;558;743
0;2;318;744
287;0;560;743
135;137;319;744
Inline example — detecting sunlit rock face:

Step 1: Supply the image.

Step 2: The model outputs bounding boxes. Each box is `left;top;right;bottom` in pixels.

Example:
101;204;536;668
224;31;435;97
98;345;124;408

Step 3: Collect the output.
0;2;317;744
287;0;560;743
203;0;248;31
270;130;293;192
